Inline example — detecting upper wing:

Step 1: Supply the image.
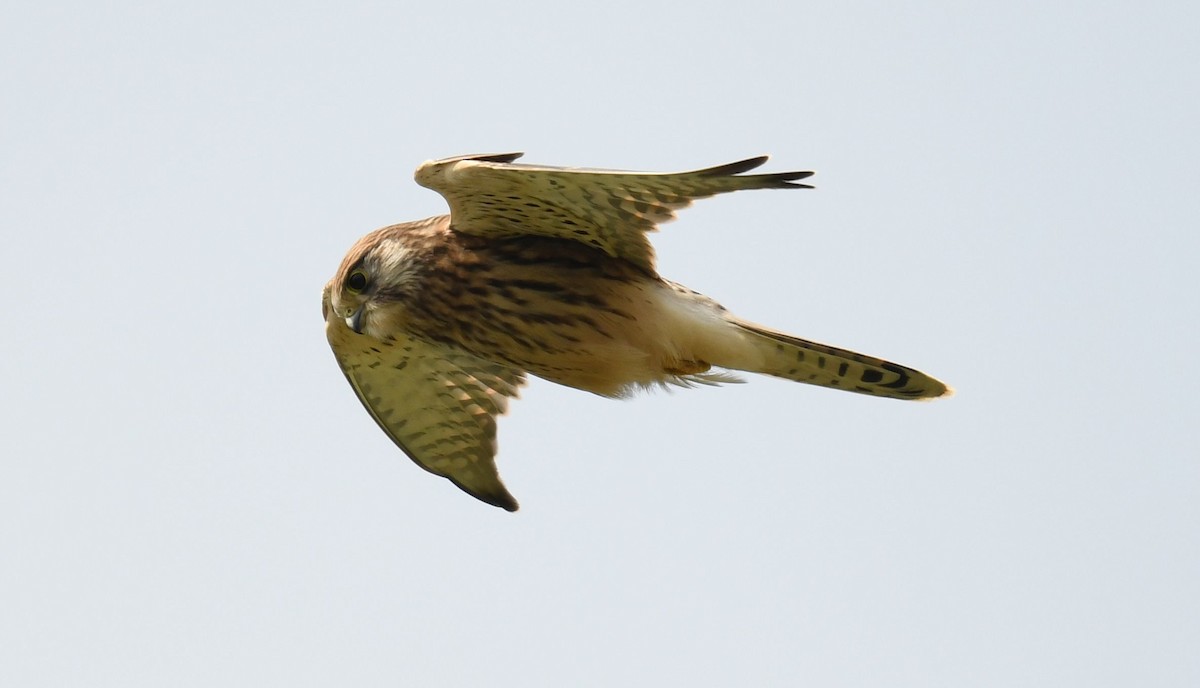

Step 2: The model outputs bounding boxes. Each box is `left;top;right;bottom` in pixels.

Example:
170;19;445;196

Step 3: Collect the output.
325;301;527;511
414;153;814;272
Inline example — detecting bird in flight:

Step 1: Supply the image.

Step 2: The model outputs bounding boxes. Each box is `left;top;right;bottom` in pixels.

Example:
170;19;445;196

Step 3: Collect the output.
323;153;950;511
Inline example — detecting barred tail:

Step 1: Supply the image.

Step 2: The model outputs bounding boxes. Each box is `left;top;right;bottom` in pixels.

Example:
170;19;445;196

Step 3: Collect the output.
729;320;951;400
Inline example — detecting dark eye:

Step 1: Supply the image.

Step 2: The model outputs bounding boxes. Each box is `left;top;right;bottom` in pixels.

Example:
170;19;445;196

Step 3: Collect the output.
346;270;369;293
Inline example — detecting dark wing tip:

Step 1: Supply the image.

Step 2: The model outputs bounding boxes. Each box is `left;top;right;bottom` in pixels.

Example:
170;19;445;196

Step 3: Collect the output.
754;168;816;188
697;156;771;176
696;157;816;189
428;152;526;167
469;152;525;164
447;476;520;512
482;489;520;512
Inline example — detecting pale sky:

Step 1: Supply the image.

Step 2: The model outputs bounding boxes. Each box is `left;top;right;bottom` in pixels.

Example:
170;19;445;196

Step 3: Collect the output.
2;2;1197;686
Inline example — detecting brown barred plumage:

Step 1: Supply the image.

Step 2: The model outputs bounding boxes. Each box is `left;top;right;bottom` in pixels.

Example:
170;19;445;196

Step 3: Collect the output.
324;154;950;511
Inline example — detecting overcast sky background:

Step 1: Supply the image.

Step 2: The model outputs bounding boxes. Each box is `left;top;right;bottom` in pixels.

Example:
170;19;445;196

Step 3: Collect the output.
2;2;1197;686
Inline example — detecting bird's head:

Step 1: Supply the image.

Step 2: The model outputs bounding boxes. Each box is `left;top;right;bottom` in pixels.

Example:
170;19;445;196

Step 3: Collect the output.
324;228;420;339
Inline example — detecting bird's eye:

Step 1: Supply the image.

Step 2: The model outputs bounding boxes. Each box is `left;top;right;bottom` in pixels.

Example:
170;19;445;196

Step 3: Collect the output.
346;270;369;293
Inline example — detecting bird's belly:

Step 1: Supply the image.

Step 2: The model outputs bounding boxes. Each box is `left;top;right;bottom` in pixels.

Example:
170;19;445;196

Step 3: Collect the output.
416;275;748;397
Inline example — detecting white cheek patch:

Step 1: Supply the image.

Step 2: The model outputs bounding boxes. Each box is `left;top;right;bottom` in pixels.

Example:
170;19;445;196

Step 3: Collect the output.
373;239;418;289
364;304;407;341
361;239;420;340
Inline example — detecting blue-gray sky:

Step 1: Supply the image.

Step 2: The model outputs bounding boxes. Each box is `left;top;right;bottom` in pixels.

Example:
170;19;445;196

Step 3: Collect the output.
2;2;1196;686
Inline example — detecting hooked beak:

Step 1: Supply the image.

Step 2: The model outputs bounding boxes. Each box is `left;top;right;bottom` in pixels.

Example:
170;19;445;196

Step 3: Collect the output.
346;307;365;334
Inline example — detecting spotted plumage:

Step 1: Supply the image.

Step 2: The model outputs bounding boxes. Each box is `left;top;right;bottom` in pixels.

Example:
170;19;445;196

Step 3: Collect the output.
324;153;950;511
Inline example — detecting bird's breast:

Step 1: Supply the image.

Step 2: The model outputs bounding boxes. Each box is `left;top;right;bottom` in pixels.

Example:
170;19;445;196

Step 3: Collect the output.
397;234;685;395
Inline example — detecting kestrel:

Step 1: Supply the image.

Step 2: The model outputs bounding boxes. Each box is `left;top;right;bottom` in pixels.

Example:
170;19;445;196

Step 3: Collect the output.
323;153;949;511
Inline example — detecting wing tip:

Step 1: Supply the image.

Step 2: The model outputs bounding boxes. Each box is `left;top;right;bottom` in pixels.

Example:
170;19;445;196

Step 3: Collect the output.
468;152;525;164
696;156;816;188
415;152;527;190
438;152;525;165
449;477;520;512
480;489;521;512
697;155;771;176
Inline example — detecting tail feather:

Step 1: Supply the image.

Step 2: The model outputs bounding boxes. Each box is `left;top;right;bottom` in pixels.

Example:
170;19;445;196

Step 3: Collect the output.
729;320;951;400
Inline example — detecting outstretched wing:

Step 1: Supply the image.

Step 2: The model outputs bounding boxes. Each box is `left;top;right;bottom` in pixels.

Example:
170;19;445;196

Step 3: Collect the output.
325;298;527;511
414;153;814;272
